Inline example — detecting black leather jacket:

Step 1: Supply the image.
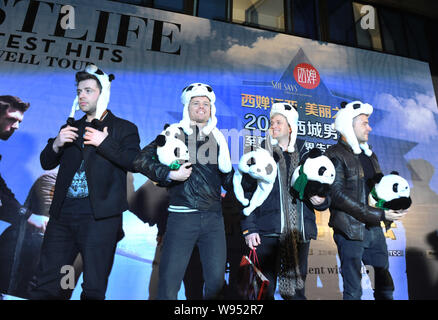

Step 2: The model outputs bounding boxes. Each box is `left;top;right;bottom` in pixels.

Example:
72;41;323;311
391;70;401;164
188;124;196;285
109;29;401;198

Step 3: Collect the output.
325;139;384;241
133;125;234;213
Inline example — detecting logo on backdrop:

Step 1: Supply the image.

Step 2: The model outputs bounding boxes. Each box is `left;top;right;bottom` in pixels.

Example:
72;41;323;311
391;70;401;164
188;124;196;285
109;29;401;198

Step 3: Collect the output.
293;63;320;90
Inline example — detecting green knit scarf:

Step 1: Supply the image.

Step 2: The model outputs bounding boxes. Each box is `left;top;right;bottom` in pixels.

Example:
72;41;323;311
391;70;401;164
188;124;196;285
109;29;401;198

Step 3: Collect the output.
292;165;308;200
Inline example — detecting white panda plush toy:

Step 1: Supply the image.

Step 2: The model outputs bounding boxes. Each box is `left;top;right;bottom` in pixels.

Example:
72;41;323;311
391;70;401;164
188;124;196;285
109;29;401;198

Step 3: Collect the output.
368;171;412;211
233;148;278;216
155;123;190;170
291;148;336;200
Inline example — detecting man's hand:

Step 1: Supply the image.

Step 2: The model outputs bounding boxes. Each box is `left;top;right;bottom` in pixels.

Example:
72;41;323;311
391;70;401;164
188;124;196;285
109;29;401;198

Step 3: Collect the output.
384;209;408;221
84;126;108;147
245;233;261;250
27;214;49;234
309;195;326;206
53;125;78;153
168;162;192;181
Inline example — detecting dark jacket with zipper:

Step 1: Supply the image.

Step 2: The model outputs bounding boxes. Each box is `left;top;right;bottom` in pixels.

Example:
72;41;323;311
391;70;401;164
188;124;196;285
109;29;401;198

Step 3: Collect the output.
324;139;385;241
40;110;140;220
133;125;234;213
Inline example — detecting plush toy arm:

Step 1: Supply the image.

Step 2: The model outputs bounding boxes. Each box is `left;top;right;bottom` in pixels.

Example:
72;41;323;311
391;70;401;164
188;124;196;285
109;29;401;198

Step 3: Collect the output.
233;170;249;206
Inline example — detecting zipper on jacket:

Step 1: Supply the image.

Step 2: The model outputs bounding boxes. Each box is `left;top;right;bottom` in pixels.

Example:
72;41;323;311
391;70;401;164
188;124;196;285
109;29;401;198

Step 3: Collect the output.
278;166;284;233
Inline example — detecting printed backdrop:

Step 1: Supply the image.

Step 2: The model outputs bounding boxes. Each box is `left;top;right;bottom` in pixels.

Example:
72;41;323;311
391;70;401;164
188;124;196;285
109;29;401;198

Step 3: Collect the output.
0;0;437;299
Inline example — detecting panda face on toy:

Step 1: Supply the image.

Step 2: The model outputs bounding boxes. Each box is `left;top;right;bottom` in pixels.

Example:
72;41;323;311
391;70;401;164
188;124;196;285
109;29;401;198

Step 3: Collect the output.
161;123;184;140
369;172;412;210
155;124;189;168
291;148;336;200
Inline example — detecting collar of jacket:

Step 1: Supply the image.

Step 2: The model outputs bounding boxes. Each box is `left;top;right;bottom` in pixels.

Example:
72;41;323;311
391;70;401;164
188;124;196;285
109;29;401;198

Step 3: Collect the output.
89;109;113;129
186;124;214;145
338;137;356;154
69;110;113;150
190;124;207;139
338;136;373;156
75;109;113;128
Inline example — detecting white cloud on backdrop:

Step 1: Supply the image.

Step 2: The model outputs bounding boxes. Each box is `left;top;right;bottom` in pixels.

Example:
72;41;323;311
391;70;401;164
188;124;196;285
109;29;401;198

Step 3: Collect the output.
373;92;438;142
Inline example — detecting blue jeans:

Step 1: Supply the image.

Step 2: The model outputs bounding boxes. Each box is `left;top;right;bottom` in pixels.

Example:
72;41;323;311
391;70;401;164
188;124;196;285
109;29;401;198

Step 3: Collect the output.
333;226;394;300
157;210;226;300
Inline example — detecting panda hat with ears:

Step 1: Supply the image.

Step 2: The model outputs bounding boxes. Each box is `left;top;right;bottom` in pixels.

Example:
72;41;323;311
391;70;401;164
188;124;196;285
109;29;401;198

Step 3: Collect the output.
179;83;216;136
368;171;412;210
334;100;373;156
270;102;299;153
69;64;115;126
176;83;232;173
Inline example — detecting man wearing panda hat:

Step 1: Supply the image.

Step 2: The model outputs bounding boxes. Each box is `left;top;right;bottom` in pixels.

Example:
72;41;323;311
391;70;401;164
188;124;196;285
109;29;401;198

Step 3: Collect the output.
133;83;234;300
239;103;331;299
30;65;140;300
325;101;407;300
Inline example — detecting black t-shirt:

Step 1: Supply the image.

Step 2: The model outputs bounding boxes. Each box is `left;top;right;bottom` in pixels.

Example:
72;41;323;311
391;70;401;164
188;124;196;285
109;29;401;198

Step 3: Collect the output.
61;120;93;214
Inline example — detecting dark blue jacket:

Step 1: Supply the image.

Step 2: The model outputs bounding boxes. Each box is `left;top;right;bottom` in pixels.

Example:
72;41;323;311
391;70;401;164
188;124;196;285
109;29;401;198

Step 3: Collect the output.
240;149;330;242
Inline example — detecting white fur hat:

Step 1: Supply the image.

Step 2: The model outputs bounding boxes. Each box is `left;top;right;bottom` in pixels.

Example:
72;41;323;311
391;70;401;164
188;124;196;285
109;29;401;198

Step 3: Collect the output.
333;101;373;156
179;83;217;136
70;64;114;121
270;102;299;153
177;83;232;173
